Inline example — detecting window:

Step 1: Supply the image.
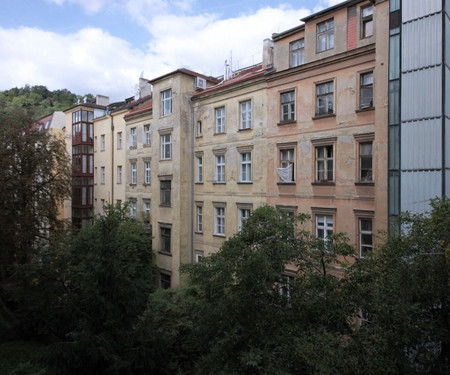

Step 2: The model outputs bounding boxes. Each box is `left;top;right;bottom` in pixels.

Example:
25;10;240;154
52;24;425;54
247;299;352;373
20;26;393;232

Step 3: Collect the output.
279;274;293;298
215;106;225;133
197;121;202;136
161;134;172;160
101;166;105;184
94;167;97;184
131;163;137;185
144;124;151;145
117;166;122;184
281;91;295;122
316;81;334;115
239;152;252;182
317;19;334;52
278;149;295;182
238;208;251;231
196;205;203;233
214;206;225;236
360;72;374;109
359;218;373;257
196;156;203;183
160;180;171;206
101;134;105;151
240;100;252;129
143;201;151;222
144;161;151;184
160;227;171;253
360;142;373;182
195;253;203;263
290;39;304;67
361;5;374;38
316;145;334;182
101;199;105;216
215;154;225;182
161;89;172;116
316;215;333;240
130;128;137;148
130;201;136;219
117;132;122;149
94;136;97;152
160;273;171;289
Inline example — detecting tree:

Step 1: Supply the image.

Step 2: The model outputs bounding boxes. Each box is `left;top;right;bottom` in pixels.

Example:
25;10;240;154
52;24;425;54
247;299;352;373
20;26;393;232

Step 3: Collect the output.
0;106;71;281
345;197;450;375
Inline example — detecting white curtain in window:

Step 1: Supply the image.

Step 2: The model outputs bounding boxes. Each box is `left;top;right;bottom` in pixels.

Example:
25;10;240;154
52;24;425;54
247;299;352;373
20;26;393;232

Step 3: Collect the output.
277;163;293;182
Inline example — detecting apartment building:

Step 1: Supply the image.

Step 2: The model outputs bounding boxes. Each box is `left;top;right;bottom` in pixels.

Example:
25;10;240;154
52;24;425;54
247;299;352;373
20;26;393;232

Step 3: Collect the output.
265;0;389;257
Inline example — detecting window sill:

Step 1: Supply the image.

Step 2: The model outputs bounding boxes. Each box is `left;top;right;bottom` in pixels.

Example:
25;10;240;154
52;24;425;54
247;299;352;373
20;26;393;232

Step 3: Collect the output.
129;146;137;150
129;183;137;187
311;181;335;186
160;158;172;162
355;107;374;113
213;234;226;238
143;144;151;148
277;181;296;185
238;127;252;132
195;231;203;235
213;181;226;185
195;181;204;185
355;181;374;186
117;147;122;150
214;132;226;136
312;113;335;120
196;134;203;138
143;183;151;186
277;119;296;126
159;204;172;207
238;181;253;184
158;251;172;256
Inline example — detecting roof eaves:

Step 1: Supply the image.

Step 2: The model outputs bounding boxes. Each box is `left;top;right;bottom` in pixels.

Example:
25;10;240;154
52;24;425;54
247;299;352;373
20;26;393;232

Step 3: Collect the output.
301;0;359;22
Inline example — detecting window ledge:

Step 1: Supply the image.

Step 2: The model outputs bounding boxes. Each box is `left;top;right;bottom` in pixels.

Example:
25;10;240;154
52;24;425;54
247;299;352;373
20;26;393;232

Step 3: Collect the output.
159;204;172;207
238;181;253;184
277;119;296;126
195;181;204;185
196;134;203;138
277;181;296;185
129;146;137;150
143;144;151;148
213;181;226;185
355;181;374;186
311;181;335;186
238;127;252;132
312;113;335;120
214;132;226;136
355;107;374;113
143;183;151;186
160;158;172;162
158;251;172;256
129;183;137;186
195;231;203;235
213;234;226;238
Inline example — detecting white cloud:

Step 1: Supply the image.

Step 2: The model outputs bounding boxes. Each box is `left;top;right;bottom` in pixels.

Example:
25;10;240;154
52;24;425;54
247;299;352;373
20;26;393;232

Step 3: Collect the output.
46;0;110;14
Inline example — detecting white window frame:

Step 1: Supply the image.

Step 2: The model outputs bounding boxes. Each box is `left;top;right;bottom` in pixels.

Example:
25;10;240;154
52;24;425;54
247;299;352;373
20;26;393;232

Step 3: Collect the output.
315;214;333;240
117;165;122;184
317;18;334;52
315;145;334;182
361;5;374;38
144;124;151;145
144;161;151;184
214;206;225;236
215;154;225;182
360;142;373;182
316;81;334;116
130;128;137;148
161;89;172;117
143;201;151;222
117;132;122;149
101;199;105;216
239;152;252;182
196;205;203;233
161;134;172;160
101;134;105;151
360;72;374;109
290;39;304;67
359;218;373;258
197;121;202;136
238;208;251;231
215;106;225;134
240;100;252;130
196;156;203;183
279;148;295;182
281;91;295;122
101;166;105;184
130;201;136;219
131;162;137;185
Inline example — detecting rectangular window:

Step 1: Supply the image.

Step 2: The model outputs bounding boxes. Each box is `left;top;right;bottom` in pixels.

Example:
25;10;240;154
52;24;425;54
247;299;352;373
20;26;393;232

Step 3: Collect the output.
240;100;252;129
361;5;374;38
279;149;295;182
316;81;334;115
117;132;122;149
144;161;151;184
195;253;203;263
279;274;293;298
317;19;334;52
161;89;172;116
101;166;105;184
197;121;202;136
160;180;171;205
360;72;373;109
144;124;151;145
239;152;252;182
196;205;203;233
160;273;171;289
316;215;333;240
101;134;105;151
161;134;172;160
94;167;97;184
131;162;137;185
130;128;137;148
215;106;225;133
281;91;295;122
101;199;105;216
117;166;122;184
160;227;171;253
130;201;136;219
143;201;151;222
359;218;373;257
215;154;225;182
290;39;304;67
238;208;251;231
94;136;97;152
360;142;373;182
316;145;334;182
196;156;203;183
214;207;225;236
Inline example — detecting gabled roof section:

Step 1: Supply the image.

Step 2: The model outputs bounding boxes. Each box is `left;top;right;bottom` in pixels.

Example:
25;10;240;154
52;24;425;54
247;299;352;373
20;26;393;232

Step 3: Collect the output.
149;68;219;85
272;24;305;41
191;64;269;98
124;95;153;119
301;0;362;22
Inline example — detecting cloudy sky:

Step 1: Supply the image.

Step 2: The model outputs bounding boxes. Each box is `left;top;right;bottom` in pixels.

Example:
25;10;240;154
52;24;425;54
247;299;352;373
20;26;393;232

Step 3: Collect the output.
0;0;342;101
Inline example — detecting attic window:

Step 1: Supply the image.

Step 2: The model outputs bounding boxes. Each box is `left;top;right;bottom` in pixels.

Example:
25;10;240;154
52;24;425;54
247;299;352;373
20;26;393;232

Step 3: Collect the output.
45;120;50;129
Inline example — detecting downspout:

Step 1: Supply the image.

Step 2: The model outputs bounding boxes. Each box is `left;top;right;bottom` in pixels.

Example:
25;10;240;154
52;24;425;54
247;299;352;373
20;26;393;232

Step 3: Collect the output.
109;108;115;204
190;96;195;264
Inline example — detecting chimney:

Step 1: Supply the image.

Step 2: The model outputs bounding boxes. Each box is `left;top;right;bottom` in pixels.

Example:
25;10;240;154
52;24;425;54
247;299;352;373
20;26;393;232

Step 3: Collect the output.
96;95;110;106
262;38;274;69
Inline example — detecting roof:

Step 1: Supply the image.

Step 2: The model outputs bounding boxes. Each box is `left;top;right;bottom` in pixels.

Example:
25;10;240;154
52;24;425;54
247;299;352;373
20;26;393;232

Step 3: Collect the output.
272;24;305;41
63;102;107;113
301;0;363;22
149;68;220;85
124;97;153;119
191;64;269;98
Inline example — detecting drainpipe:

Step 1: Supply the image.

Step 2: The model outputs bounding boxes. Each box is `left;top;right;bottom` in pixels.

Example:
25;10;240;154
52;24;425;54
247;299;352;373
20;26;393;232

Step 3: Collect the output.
107;107;114;204
190;96;195;264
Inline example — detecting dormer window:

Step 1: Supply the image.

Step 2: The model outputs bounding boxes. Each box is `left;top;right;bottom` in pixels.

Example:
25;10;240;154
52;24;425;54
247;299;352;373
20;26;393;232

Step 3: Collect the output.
290;39;304;67
317;19;334;52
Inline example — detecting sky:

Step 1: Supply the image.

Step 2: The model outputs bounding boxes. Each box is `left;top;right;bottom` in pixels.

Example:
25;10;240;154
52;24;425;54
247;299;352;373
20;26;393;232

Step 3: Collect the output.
0;0;342;102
